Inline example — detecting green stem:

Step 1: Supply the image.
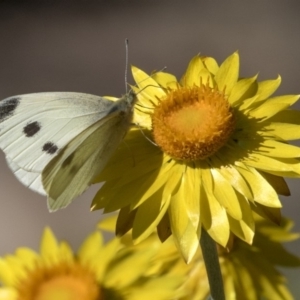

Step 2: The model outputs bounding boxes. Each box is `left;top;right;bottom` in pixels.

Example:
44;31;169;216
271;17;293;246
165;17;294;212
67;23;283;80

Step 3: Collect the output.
200;229;225;300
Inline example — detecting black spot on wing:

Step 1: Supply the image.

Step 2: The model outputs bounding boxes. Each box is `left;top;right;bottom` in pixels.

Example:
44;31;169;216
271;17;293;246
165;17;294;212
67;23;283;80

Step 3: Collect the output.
42;142;58;154
23;121;41;137
70;165;79;174
0;97;20;122
62;152;75;168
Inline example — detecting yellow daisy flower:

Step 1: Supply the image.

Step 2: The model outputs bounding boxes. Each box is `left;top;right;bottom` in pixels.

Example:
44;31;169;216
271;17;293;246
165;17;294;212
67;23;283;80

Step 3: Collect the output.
179;216;300;300
92;52;300;262
100;214;300;300
0;227;184;300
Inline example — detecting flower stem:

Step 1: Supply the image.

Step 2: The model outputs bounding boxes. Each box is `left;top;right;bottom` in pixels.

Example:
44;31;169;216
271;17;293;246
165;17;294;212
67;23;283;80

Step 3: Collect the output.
200;229;225;300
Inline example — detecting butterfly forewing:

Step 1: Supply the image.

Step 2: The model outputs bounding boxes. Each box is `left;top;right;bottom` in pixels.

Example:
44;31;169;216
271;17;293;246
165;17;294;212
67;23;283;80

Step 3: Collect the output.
0;93;115;173
7;157;46;195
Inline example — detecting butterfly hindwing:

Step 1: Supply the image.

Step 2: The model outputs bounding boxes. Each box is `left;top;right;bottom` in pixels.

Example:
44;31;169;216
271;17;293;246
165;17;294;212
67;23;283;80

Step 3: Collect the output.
43;106;134;211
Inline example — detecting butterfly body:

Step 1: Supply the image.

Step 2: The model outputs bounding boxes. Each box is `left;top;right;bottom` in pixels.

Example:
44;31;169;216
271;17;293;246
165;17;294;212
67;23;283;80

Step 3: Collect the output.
0;91;136;211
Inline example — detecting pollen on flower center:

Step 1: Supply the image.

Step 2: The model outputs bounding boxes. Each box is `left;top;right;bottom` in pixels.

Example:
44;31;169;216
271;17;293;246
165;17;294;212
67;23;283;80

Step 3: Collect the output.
151;84;236;161
17;261;100;300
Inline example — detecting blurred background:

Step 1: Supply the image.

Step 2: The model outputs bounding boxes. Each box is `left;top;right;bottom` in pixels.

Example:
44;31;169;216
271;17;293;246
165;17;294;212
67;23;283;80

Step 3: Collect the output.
0;0;300;297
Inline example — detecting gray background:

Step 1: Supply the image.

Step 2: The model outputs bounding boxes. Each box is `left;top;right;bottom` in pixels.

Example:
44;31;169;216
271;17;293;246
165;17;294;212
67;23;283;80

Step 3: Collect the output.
0;1;299;297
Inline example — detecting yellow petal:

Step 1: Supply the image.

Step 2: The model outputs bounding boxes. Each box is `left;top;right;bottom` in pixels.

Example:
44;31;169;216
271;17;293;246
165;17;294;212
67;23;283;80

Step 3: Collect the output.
259;171;290;196
115;206;135;236
94;129;160;183
15;248;37;265
215;163;253;201
78;231;103;263
211;168;242;220
228;193;254;243
157;213;172;242
0;259;14;286
58;242;74;262
248;95;299;120
263;110;300;140
257;218;300;244
264;94;299;106
105;175;151;212
228;75;258;105
202;56;219;75
101;158;166;213
255;76;281;102
133;102;153;128
162;164;184;199
257;139;300;158
104;248;153;289
236;164;281;207
131;65;166;103
184;166;201;229
215;52;239;95
97;215;118;232
251;203;281;225
264;122;300;140
132;193;170;244
238;95;259;111
168;183;199;263
230;257;257;299
244;154;300;176
131;160;176;209
198;69;214;87
3;248;39;284
268;109;300;124
114;152;164;188
249;260;291;300
222;261;237;300
0;288;18;300
129;277;184;300
93;238;122;281
200;168;230;246
181;55;205;87
40;227;59;259
91;181;119;211
151;72;178;89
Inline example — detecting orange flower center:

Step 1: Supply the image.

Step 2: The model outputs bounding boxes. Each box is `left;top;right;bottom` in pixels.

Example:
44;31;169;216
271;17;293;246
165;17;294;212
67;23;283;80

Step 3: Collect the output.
151;84;236;161
17;262;101;300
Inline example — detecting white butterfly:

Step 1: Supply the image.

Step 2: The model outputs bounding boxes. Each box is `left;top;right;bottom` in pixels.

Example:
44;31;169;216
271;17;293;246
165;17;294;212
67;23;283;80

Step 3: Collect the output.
0;91;137;211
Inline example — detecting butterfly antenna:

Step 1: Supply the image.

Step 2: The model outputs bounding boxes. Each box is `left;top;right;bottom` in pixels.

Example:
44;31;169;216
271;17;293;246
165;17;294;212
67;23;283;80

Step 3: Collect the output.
135;66;167;88
125;38;129;93
135;123;158;146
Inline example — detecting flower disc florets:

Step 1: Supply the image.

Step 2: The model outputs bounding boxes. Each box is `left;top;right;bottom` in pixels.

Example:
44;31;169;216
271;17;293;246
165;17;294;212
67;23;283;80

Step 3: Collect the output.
152;84;235;161
18;262;99;300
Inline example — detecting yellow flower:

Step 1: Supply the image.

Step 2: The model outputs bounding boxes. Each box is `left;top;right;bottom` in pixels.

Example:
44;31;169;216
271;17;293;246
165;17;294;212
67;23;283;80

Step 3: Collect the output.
92;52;300;262
179;216;300;300
0;227;184;300
100;215;300;300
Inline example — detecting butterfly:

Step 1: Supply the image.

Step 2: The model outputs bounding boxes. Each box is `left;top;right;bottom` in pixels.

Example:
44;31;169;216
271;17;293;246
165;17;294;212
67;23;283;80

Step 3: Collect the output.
0;91;137;211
